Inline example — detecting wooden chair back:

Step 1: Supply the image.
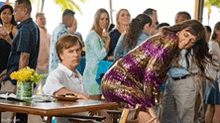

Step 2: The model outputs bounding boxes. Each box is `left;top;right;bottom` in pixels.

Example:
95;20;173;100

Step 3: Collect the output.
119;104;141;123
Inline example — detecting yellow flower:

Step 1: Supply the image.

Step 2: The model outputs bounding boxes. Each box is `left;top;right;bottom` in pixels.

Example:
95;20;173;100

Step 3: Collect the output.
10;67;44;85
10;72;19;80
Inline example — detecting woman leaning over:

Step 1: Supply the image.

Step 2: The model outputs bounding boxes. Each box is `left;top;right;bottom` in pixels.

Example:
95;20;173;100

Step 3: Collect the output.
0;4;18;82
102;20;213;123
83;8;110;100
204;22;220;123
113;14;152;61
106;9;130;60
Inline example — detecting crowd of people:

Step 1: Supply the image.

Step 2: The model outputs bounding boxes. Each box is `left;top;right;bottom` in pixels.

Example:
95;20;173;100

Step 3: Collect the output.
0;0;220;123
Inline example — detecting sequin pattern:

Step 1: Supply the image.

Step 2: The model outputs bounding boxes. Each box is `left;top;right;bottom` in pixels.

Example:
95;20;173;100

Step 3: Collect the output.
101;33;179;109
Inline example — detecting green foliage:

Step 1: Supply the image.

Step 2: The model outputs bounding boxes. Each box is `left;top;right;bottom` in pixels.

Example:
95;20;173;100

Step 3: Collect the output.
53;0;87;14
205;0;220;7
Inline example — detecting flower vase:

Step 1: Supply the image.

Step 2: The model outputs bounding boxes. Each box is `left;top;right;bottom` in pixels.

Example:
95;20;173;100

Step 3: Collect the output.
16;81;33;99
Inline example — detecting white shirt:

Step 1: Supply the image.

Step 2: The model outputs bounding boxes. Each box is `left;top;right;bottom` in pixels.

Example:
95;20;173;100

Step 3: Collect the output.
43;63;88;96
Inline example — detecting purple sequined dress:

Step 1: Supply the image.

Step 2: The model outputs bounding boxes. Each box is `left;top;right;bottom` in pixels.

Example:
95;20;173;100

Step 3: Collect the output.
101;33;180;109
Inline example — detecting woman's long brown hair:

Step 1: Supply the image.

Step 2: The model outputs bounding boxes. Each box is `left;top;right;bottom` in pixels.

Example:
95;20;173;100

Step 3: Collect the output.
122;14;152;51
163;20;214;83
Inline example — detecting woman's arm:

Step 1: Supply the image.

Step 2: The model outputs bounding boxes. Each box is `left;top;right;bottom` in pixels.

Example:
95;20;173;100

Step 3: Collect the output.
113;34;125;61
86;31;107;60
102;30;111;51
54;87;88;100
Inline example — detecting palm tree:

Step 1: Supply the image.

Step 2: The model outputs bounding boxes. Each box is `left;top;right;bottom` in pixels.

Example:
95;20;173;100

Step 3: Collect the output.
53;0;87;14
31;0;86;13
204;0;220;25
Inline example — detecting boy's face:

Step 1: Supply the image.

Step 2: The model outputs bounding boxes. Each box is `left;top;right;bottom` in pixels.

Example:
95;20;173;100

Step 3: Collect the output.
60;42;81;69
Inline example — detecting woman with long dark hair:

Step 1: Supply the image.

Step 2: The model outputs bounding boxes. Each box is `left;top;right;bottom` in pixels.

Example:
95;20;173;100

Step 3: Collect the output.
102;20;212;123
113;14;152;61
0;4;17;81
204;22;220;123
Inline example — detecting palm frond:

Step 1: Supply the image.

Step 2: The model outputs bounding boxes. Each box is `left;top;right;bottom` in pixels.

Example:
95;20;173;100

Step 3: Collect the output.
53;0;86;14
204;0;220;6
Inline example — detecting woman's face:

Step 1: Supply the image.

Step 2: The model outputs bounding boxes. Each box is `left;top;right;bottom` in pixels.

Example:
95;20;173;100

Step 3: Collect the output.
98;12;109;30
1;8;12;24
143;23;152;36
177;28;197;49
117;10;130;26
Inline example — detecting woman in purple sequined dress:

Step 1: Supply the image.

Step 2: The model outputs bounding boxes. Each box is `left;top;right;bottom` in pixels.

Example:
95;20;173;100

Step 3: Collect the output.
101;20;213;123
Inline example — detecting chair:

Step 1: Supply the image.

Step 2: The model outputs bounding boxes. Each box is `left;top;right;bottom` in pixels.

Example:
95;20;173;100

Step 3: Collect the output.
68;104;142;123
119;104;141;123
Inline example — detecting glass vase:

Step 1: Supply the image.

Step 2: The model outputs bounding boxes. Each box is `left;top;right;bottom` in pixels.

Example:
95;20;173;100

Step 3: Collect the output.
16;81;33;99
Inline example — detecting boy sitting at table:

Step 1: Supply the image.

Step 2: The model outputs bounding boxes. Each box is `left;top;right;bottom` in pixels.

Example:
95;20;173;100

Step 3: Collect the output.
43;34;89;122
43;34;88;98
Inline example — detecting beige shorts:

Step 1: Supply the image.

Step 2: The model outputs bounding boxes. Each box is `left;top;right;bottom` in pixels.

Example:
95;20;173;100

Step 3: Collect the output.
1;80;16;93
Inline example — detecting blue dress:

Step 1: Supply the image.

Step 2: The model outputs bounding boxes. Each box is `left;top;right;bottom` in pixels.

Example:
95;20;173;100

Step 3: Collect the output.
83;30;107;95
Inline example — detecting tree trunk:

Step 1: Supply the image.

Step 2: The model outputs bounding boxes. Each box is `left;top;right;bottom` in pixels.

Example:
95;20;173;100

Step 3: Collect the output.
40;0;45;12
109;0;113;24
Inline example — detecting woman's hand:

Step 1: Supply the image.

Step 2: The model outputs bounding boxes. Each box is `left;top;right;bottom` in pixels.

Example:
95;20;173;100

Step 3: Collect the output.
102;29;110;42
0;29;12;44
147;107;160;123
0;69;7;82
102;29;111;51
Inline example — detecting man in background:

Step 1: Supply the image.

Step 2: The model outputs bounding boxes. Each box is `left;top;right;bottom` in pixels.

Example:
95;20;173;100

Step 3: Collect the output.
143;8;158;35
68;18;84;47
161;11;200;123
0;0;40;122
49;9;75;73
35;13;50;94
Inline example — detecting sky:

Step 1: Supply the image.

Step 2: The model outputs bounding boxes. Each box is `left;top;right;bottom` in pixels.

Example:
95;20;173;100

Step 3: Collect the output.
4;0;220;41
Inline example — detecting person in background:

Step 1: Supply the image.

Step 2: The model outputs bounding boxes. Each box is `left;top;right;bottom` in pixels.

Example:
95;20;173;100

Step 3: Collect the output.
49;9;75;73
204;22;220;123
106;9;130;60
157;22;170;30
161;11;200;123
0;0;40;122
204;25;212;42
0;4;18;123
83;8;112;123
43;34;88;98
102;20;212;123
0;4;17;82
35;13;50;94
155;22;170;120
68;18;84;47
113;14;152;61
83;8;110;100
143;8;158;35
